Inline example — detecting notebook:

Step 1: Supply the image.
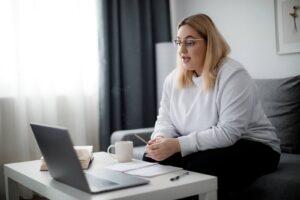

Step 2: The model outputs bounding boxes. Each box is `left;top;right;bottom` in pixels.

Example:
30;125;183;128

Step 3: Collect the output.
30;123;149;193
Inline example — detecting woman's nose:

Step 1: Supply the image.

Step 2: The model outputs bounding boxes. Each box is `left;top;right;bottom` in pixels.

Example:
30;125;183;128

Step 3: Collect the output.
178;44;188;54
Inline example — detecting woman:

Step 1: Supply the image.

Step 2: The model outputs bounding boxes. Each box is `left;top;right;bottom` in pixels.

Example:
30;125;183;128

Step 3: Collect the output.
143;14;280;200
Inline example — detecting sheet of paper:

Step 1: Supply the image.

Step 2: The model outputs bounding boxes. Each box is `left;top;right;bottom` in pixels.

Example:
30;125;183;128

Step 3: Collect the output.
125;164;182;177
105;160;157;172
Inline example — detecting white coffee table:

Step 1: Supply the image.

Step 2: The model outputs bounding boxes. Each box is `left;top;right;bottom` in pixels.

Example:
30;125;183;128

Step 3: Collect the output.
4;152;217;200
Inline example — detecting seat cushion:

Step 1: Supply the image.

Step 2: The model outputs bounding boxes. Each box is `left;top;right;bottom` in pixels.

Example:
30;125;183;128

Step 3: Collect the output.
255;76;300;153
241;153;300;200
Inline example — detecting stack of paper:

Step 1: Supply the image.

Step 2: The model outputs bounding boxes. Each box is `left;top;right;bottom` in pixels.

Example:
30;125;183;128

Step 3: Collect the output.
40;145;93;171
125;164;182;177
105;160;182;177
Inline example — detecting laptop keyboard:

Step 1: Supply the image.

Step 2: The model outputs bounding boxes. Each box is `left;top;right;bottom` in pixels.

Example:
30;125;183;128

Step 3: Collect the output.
85;173;118;188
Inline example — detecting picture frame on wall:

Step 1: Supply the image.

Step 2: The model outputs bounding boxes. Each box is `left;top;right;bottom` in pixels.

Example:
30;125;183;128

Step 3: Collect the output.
275;0;300;54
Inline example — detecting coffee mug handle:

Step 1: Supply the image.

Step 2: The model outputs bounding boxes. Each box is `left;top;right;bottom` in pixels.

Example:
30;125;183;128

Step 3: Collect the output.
107;145;116;159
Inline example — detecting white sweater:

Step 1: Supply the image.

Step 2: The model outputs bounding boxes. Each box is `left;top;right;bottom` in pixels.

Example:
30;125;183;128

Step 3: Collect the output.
152;58;281;156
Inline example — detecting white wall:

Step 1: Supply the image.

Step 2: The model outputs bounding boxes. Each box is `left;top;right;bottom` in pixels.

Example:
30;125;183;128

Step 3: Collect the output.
170;0;300;78
156;43;176;105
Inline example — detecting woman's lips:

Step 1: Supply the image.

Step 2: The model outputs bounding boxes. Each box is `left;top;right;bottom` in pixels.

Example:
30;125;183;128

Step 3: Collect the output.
182;56;191;63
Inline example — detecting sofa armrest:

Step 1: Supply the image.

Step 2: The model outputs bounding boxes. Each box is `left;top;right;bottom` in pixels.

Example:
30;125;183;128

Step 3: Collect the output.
110;127;154;147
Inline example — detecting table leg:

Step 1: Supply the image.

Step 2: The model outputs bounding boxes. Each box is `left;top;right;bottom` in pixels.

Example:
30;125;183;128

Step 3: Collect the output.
199;191;217;200
5;176;19;200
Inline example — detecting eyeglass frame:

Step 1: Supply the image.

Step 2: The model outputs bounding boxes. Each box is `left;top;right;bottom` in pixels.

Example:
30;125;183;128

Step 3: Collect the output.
173;38;204;48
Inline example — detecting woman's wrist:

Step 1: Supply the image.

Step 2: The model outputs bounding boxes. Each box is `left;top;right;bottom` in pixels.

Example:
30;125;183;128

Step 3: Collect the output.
173;138;181;153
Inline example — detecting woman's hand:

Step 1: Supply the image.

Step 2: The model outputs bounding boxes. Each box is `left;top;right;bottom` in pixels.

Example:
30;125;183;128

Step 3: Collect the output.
146;137;181;161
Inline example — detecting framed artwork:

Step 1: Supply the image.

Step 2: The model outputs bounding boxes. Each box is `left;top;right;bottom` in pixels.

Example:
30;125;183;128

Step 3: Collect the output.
275;0;300;54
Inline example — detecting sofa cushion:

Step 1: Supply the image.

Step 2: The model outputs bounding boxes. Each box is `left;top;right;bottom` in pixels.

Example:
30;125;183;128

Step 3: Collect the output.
255;75;300;153
241;153;300;200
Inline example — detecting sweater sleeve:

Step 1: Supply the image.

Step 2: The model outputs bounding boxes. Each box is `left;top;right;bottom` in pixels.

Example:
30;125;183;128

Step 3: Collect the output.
178;69;256;156
151;72;180;139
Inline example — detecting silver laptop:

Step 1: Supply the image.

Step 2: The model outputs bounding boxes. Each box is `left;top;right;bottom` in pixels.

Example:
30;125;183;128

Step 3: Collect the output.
30;123;149;193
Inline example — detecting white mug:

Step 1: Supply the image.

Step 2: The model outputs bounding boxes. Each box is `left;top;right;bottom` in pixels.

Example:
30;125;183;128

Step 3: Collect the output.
107;141;133;162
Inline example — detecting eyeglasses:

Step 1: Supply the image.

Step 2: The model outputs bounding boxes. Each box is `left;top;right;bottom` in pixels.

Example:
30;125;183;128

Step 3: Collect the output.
173;38;204;48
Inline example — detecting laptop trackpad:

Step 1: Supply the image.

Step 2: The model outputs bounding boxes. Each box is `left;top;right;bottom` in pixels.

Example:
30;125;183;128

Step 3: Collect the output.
85;173;118;189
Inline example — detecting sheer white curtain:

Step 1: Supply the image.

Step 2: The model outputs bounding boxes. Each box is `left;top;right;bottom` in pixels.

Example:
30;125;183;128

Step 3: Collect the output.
0;0;100;165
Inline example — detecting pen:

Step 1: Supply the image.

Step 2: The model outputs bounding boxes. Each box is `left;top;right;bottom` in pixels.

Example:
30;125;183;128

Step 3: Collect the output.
170;171;189;181
134;134;148;144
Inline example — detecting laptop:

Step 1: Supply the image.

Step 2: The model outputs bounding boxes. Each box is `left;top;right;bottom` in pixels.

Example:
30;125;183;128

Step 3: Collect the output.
30;123;149;193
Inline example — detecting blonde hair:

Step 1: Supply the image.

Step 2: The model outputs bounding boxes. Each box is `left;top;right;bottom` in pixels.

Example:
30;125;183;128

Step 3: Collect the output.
177;14;230;91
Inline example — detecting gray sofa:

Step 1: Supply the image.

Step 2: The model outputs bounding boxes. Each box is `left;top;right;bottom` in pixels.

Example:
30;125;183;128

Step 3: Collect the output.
111;75;300;200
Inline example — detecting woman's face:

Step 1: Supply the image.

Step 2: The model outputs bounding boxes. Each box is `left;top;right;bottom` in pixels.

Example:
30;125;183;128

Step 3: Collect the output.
176;25;206;75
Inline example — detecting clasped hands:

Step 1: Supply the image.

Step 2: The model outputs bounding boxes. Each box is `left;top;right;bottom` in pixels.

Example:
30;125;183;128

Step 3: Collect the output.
145;137;181;161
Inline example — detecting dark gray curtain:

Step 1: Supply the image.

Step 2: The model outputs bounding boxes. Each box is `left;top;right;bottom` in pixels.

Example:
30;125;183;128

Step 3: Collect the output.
98;0;171;150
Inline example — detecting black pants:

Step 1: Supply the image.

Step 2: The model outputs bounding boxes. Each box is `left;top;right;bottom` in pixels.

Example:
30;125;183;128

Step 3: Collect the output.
143;139;280;200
